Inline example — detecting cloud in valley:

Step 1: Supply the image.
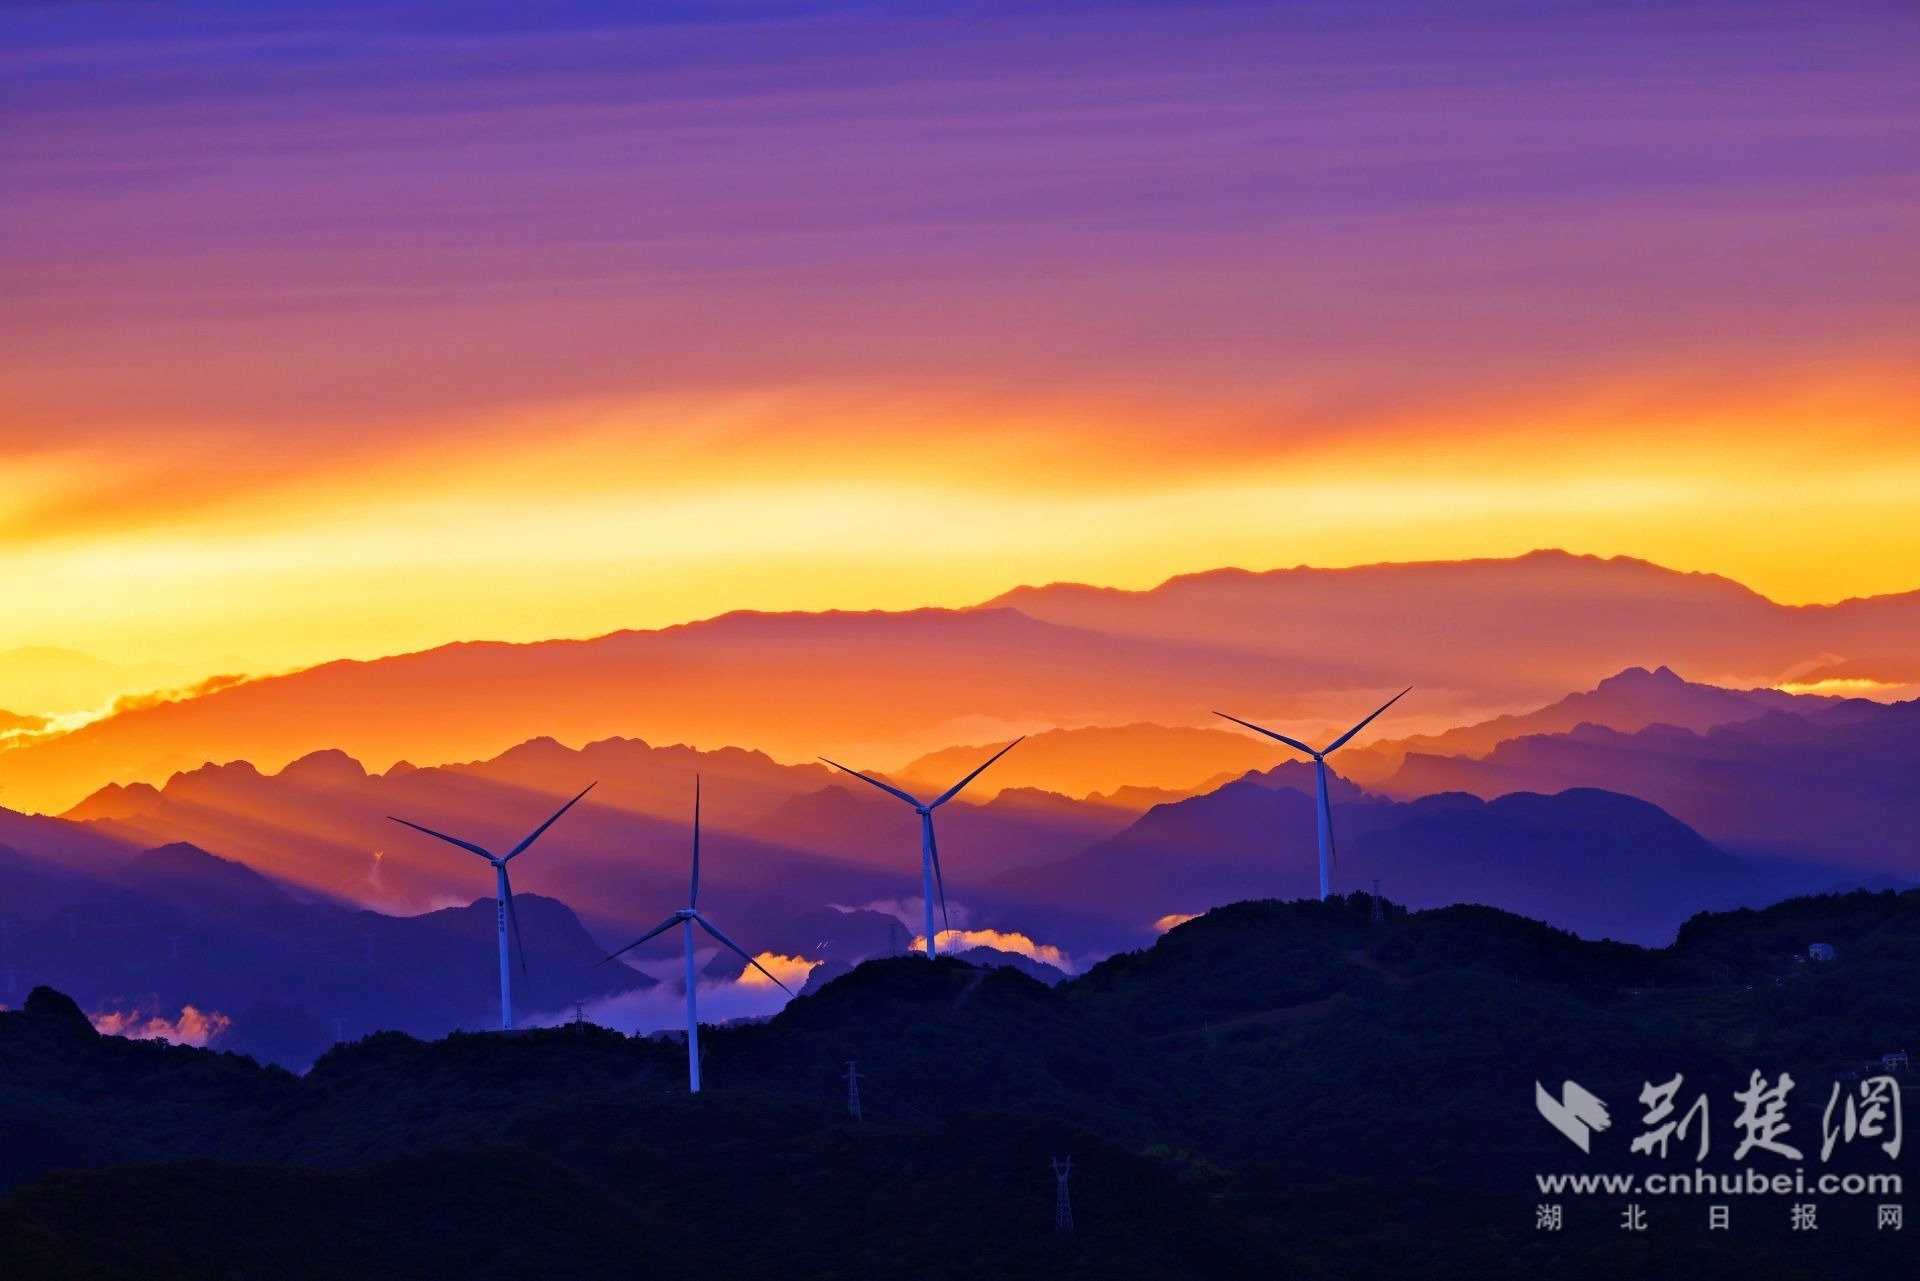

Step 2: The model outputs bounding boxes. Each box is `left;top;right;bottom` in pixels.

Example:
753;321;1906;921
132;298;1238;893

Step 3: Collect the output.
90;1002;234;1048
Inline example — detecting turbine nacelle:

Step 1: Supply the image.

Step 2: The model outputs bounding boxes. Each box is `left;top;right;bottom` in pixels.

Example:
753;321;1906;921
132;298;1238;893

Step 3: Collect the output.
818;737;1025;957
1213;687;1411;761
1213;689;1412;902
385;781;598;1029
602;778;796;1095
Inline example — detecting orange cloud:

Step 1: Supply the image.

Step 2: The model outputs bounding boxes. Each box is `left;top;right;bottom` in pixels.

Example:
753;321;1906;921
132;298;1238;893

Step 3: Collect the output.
0;672;257;746
735;952;820;991
107;673;253;716
916;928;1072;972
1774;678;1917;700
1153;913;1199;934
90;1002;233;1047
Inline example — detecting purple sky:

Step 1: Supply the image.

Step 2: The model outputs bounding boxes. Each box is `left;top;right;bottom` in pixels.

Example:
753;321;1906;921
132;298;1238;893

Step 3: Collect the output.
1;1;1916;667
6;0;1914;437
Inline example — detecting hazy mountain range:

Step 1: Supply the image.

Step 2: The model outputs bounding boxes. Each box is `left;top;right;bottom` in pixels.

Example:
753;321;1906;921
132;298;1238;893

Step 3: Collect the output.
57;736;1136;942
1336;663;1842;783
1389;695;1920;874
1;669;1905;1071
1;552;1916;1076
987;550;1920;694
3;550;1917;814
34;669;1888;958
986;768;1769;948
0;838;649;1067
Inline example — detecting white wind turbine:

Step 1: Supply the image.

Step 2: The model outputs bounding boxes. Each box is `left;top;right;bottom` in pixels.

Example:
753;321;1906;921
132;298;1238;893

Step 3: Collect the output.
388;782;596;1030
601;777;794;1094
820;737;1023;958
1216;689;1410;901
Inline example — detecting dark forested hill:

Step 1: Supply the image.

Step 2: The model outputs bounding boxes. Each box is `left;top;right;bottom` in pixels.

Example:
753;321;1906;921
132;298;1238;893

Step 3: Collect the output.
1;890;1914;1280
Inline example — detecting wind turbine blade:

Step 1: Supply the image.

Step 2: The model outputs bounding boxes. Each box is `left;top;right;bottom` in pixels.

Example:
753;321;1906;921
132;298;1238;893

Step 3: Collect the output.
600;914;683;965
500;865;528;974
504;782;597;861
387;816;494;862
690;774;701;909
818;758;919;806
1322;687;1412;755
928;736;1026;809
1212;712;1318;757
694;914;795;996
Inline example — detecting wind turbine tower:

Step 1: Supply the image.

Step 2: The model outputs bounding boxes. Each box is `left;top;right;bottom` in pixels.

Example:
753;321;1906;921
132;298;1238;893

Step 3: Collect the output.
388;782;597;1030
846;1060;864;1121
820;738;1024;957
601;777;794;1093
1216;689;1410;901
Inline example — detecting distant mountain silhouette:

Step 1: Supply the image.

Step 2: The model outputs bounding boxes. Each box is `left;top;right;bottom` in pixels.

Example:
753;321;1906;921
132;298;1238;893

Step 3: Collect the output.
0;842;120;936
735;780;1130;880
1336;664;1839;782
115;842;291;919
1082;780;1236;812
983;769;1763;947
0;804;140;875
895;723;1280;801
945;943;1069;984
56;737;1126;952
788;942;1062;994
1389;696;1920;875
6;551;1917;813
0;848;651;1069
0;607;1289;813
987;551;1920;701
62;781;163;823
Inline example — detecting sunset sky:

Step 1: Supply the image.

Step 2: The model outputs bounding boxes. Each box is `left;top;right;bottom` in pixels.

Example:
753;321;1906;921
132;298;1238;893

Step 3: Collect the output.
4;0;1917;675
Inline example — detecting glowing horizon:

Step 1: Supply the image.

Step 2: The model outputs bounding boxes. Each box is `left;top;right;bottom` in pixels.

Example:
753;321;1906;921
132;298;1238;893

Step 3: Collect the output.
4;2;1916;677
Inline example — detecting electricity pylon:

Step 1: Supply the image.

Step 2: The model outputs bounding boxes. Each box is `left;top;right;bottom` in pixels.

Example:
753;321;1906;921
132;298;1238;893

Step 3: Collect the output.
845;1060;864;1122
1052;1156;1074;1235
